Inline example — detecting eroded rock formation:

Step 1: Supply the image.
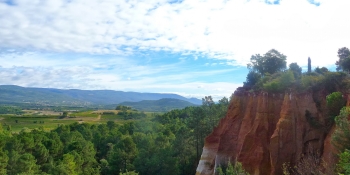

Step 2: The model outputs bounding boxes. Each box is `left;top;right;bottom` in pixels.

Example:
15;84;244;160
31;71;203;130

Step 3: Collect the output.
196;89;338;175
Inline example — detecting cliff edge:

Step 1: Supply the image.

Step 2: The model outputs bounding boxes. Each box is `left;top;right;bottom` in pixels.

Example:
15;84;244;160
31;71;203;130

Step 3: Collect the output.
196;89;339;175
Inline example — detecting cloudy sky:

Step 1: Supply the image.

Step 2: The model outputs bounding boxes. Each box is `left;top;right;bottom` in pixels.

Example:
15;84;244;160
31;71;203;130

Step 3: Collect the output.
0;0;349;100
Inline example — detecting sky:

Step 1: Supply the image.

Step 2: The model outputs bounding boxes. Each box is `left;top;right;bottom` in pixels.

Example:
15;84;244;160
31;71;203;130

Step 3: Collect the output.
0;0;349;101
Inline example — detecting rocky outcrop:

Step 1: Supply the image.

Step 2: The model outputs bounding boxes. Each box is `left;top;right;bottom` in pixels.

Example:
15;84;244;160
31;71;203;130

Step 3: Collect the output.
196;89;334;175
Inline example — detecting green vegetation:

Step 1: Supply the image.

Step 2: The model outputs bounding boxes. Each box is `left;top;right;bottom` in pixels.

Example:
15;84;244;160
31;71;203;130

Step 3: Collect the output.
0;106;24;115
337;149;350;175
217;161;249;175
0;97;229;175
116;105;132;110
336;47;350;72
247;49;287;75
244;47;350;175
326;92;346;118
244;48;350;94
119;98;197;112
332;107;350;175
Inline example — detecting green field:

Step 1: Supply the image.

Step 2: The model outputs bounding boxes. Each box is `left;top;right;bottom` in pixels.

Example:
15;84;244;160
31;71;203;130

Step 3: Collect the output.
0;110;162;132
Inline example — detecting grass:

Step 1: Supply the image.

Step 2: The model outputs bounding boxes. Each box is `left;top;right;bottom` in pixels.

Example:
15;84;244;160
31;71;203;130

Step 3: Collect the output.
0;110;163;132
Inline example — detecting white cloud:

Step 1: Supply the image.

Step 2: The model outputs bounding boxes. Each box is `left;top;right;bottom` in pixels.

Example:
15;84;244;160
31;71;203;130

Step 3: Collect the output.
0;0;349;67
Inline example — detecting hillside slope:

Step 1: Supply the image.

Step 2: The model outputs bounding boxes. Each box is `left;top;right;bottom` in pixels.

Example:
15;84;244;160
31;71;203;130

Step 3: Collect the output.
0;85;201;106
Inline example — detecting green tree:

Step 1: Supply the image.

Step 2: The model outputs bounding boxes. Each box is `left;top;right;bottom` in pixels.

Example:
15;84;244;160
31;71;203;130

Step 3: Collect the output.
56;153;78;175
216;161;249;175
336;47;350;72
120;170;139;175
314;67;329;74
62;111;68;118
308;57;311;73
0;149;8;175
337;149;350;175
332;107;350;151
289;62;302;79
243;71;261;88
15;153;41;175
247;49;287;75
109;136;138;174
326;92;346;118
263;71;295;92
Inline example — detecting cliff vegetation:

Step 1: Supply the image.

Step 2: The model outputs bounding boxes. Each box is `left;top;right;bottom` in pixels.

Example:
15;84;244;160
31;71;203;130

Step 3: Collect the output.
196;47;350;175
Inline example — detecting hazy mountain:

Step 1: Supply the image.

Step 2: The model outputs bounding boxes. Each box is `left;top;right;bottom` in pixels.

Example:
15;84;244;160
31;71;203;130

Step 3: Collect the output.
0;85;202;106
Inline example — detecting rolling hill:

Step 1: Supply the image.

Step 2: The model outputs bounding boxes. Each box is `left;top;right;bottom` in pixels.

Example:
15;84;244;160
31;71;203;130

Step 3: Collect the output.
0;85;202;106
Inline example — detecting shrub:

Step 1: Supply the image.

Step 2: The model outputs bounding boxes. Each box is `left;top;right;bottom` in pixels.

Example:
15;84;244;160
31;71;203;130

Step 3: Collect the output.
262;71;295;92
216;161;249;175
332;107;350;151
326;92;346;118
337;149;350;175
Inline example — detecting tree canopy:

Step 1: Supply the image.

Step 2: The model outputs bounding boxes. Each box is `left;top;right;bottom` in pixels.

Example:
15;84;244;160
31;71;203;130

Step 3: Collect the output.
289;62;302;79
247;49;287;75
336;47;350;72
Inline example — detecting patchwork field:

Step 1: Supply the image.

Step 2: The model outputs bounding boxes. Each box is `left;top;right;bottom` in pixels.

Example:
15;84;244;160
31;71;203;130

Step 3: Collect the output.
0;109;160;132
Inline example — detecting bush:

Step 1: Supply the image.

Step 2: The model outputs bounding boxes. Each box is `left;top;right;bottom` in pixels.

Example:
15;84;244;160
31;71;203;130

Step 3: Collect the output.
337;149;350;175
216;161;249;175
332;107;350;151
262;71;295;92
326;92;346;118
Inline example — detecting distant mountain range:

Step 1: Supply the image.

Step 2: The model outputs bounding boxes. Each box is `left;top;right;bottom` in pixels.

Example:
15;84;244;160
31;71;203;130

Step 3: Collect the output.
0;85;202;106
119;98;197;112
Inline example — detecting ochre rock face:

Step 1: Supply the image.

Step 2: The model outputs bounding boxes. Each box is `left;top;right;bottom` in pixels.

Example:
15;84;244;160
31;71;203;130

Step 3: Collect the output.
196;90;332;175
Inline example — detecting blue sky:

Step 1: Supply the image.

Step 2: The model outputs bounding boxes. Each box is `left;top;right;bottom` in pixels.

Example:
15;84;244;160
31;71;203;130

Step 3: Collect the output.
0;0;349;101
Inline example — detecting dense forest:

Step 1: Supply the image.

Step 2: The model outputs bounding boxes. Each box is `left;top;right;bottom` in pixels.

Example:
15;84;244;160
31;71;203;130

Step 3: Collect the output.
0;96;229;175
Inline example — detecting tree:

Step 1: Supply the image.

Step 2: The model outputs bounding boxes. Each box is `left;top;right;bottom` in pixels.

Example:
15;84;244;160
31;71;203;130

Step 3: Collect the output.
0;149;8;175
326;92;346;118
216;161;249;175
315;67;329;74
62;111;68;118
336;47;350;72
243;71;261;88
289;63;302;79
332;107;350;151
337;149;350;175
247;49;287;75
308;57;311;73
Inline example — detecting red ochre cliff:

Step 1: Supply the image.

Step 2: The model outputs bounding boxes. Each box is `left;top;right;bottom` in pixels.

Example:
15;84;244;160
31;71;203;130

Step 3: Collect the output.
196;88;341;175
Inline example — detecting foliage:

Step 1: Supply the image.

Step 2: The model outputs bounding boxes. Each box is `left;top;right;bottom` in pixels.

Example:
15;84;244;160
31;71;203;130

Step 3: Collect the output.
120;170;139;175
116;105;132;111
243;71;261;88
119;98;197;112
216;161;249;175
337;149;350;175
326;92;346;118
289;62;302;79
332;104;350;175
308;57;311;73
332;107;350;151
0;97;230;175
314;67;329;75
0;106;24;115
282;155;328;175
336;47;350;72
117;111;147;120
247;49;287;76
262;71;295;92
